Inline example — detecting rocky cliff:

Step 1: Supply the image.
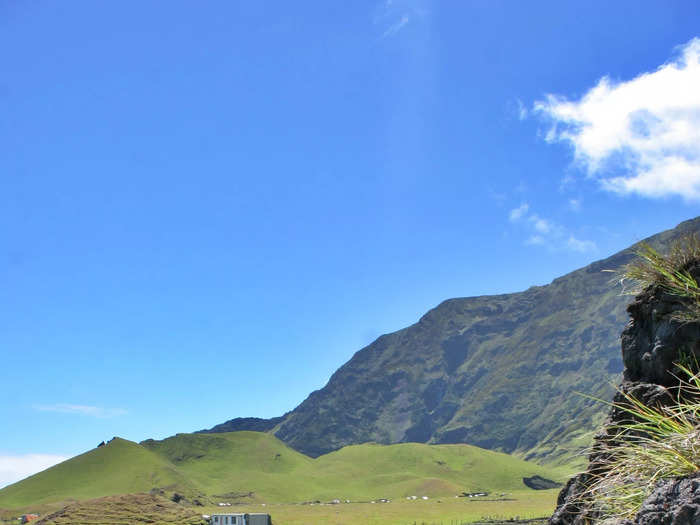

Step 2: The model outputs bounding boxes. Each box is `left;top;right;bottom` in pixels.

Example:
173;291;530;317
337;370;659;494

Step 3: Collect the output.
551;240;700;524
203;217;700;465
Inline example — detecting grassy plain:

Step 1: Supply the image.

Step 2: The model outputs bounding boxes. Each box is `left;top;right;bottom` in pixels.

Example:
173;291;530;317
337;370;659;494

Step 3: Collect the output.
0;491;558;525
202;490;558;525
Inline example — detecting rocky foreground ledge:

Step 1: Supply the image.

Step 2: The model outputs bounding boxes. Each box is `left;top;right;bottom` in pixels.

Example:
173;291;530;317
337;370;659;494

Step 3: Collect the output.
551;258;700;525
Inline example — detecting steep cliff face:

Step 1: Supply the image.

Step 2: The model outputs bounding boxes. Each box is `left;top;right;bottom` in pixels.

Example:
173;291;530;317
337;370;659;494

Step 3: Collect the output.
203;217;700;465
550;246;700;525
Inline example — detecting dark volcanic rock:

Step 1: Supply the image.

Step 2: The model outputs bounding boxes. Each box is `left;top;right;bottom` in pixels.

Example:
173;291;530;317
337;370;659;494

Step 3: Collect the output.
550;231;700;524
627;473;700;525
622;263;700;386
550;473;597;525
523;475;562;490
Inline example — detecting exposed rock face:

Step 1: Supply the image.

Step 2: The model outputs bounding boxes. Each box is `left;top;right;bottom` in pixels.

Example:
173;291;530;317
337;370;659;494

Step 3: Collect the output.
550;257;700;524
523;475;562;490
622;279;700;386
627;473;700;525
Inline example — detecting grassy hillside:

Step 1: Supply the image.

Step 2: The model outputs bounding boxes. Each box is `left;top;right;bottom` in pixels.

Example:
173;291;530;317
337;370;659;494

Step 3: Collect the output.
32;493;206;525
0;432;566;511
143;432;566;502
0;438;194;509
312;442;568;499
141;431;316;502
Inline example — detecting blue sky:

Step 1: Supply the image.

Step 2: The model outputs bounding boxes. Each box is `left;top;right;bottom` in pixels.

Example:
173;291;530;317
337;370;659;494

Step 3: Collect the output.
3;1;700;486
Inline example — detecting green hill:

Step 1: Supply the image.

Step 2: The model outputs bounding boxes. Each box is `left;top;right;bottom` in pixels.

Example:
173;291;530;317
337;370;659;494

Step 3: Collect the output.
141;431;315;502
0;432;564;511
0;438;194;509
311;441;568;499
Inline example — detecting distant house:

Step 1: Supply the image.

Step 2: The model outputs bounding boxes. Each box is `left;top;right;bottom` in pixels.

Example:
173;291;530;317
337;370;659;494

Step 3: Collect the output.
210;513;271;525
21;515;39;524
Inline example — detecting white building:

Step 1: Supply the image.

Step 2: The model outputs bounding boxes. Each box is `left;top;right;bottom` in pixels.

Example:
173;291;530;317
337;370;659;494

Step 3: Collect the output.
210;513;271;525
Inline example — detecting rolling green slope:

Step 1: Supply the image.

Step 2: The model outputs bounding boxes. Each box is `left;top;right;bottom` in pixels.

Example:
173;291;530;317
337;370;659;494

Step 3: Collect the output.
0;432;564;510
312;442;567;499
0;438;194;509
141;431;316;502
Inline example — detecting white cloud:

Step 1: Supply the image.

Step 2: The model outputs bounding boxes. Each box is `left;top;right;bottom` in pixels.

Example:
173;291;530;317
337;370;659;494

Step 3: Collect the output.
535;38;700;200
568;198;582;212
374;0;427;39
34;404;127;418
567;235;597;253
507;207;596;253
525;235;545;246
0;454;69;489
382;14;410;38
509;202;530;221
530;214;554;234
517;99;529;120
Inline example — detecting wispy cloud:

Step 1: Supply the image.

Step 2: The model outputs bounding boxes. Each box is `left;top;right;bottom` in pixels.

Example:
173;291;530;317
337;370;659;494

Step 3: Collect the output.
383;14;410;38
535;38;700;201
517;99;529;121
374;0;426;39
34;404;127;418
566;235;597;253
568;198;582;212
508;203;596;253
0;454;69;489
508;202;529;221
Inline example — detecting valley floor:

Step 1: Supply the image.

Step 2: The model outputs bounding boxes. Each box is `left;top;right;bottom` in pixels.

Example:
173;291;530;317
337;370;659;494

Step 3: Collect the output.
0;489;558;525
209;490;558;525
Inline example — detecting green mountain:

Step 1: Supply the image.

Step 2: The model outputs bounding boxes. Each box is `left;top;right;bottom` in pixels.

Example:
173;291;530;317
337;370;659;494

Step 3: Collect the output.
0;431;562;510
203;217;700;466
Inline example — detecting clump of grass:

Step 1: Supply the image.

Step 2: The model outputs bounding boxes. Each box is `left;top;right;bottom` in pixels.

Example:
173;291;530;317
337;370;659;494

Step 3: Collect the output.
582;362;700;522
622;234;700;321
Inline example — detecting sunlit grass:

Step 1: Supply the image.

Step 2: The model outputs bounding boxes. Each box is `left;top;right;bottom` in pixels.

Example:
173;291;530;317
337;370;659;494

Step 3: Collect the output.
622;234;700;321
581;363;700;522
207;491;558;525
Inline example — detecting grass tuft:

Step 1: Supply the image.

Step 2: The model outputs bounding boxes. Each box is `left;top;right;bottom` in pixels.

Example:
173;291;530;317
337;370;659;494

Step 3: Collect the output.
622;234;700;321
582;362;700;522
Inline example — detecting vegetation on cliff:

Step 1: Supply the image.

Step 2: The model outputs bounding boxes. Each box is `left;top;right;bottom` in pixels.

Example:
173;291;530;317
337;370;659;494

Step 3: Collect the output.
552;235;700;523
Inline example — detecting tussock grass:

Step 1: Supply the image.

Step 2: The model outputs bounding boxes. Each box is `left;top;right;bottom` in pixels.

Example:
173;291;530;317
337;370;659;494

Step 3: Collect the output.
622;234;700;320
582;363;700;522
573;234;700;522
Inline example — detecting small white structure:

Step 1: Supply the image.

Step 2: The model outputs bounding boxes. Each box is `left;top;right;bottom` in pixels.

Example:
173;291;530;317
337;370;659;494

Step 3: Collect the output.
209;513;271;525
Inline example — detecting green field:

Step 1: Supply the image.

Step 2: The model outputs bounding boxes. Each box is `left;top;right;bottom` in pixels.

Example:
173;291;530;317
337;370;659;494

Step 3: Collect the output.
0;431;568;522
202;492;558;525
0;492;558;525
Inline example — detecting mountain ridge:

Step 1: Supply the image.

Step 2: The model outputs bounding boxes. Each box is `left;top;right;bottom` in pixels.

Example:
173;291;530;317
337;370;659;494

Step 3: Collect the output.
201;217;700;465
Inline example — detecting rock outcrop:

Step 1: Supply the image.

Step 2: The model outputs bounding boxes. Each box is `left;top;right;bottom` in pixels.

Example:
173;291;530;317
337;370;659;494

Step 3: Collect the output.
626;473;700;525
550;259;700;524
